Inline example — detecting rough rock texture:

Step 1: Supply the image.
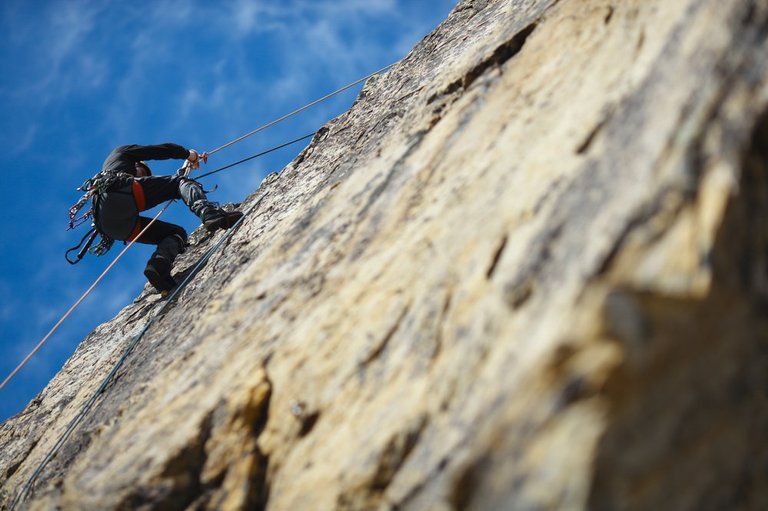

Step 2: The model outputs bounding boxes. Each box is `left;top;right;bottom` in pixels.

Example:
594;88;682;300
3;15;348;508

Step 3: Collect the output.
2;0;768;509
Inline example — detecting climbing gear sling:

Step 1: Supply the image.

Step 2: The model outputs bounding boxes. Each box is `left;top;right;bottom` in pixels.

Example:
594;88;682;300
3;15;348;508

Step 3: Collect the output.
65;227;98;265
66;171;132;263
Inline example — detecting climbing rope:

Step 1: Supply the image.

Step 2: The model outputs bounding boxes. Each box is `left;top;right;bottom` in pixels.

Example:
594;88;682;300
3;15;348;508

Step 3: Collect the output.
0;201;173;393
0;62;396;394
10;193;267;509
197;132;315;180
205;62;395;156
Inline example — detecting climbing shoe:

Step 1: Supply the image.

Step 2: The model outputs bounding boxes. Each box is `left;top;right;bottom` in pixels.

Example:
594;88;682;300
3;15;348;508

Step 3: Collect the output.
203;209;244;232
143;256;176;295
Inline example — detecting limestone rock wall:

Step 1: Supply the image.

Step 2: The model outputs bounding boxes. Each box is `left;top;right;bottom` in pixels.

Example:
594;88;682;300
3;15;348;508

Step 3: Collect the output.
2;0;768;509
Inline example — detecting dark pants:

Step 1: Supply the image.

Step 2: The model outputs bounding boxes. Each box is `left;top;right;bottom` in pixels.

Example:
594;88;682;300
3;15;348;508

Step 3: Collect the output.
97;175;212;265
133;217;187;264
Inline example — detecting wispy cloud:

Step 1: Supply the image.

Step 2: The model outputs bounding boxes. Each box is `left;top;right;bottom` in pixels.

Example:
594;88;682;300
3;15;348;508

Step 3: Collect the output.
9;123;39;155
224;0;281;37
6;1;103;103
7;0;433;147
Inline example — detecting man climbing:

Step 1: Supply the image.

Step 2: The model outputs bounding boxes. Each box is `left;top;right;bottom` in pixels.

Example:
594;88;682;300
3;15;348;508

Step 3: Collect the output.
91;143;243;294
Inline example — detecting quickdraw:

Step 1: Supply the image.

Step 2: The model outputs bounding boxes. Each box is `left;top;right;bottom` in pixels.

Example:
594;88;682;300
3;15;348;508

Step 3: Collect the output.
68;192;93;230
91;234;114;256
66;171;124;261
67;174;101;230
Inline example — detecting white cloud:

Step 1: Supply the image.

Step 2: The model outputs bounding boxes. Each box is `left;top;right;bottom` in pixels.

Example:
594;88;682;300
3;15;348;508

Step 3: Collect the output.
97;0;436;144
16;1;104;104
78;53;109;89
227;0;275;37
177;86;205;119
9;123;39;155
299;0;398;18
267;73;308;105
146;0;197;28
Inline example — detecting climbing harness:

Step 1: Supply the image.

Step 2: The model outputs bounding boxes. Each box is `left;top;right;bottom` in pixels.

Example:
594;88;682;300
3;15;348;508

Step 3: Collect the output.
66;171;135;262
68;171;128;227
5;61;398;509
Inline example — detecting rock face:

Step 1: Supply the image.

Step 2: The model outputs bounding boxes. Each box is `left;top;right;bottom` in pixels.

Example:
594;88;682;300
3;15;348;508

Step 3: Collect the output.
2;0;768;509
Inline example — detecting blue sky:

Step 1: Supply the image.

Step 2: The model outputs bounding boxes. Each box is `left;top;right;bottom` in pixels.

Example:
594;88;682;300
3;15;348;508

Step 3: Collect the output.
0;0;457;422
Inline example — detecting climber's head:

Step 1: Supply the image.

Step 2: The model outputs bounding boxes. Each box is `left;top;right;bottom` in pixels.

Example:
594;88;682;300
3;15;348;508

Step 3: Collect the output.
135;161;152;177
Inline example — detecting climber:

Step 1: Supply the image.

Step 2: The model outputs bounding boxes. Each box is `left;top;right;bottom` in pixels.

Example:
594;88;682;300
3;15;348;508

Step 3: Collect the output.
90;143;243;294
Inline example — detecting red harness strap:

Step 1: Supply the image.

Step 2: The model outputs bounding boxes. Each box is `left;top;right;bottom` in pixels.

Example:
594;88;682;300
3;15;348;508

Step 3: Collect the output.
132;180;146;211
126;221;143;242
126;181;147;242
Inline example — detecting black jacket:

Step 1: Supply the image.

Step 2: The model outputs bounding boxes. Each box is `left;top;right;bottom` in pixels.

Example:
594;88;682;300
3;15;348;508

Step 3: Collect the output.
101;143;190;177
